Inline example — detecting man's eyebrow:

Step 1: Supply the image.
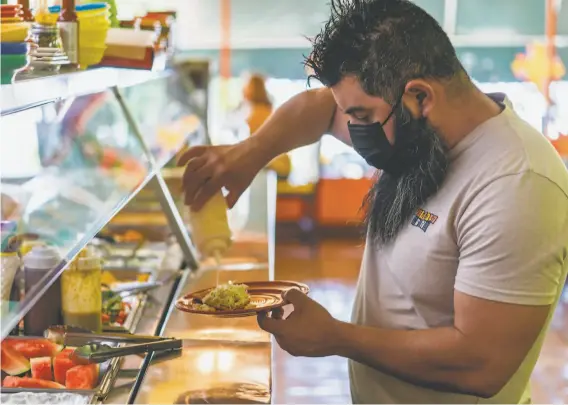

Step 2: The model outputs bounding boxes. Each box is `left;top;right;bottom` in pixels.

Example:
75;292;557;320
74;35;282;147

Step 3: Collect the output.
344;106;367;115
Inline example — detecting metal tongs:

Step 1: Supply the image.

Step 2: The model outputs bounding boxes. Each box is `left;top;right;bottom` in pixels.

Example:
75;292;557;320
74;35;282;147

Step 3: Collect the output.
45;326;182;365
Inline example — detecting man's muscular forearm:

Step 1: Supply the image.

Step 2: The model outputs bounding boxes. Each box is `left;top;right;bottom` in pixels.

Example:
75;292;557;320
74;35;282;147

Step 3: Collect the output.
245;88;339;167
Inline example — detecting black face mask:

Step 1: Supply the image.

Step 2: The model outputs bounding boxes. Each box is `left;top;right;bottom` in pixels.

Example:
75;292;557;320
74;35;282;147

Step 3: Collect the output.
347;97;401;172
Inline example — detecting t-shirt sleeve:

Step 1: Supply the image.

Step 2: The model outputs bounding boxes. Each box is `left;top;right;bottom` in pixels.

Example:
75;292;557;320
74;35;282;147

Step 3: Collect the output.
455;171;568;306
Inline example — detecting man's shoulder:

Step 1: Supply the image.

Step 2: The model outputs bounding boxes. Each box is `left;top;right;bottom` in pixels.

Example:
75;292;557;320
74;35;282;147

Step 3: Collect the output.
471;106;568;199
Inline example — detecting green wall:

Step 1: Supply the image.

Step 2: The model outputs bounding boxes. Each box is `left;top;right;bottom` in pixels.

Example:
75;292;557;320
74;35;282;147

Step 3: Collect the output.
178;47;568;83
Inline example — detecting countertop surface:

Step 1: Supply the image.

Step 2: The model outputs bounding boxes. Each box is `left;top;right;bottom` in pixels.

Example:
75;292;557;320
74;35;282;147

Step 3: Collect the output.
133;264;272;405
104;171;275;405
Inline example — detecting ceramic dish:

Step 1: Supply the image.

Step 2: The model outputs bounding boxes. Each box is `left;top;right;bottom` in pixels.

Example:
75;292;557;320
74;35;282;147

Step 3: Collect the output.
175;280;309;318
176;288;285;318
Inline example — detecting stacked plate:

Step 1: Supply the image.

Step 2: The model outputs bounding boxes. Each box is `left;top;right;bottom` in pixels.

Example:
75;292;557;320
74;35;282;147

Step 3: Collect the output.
1;4;24;23
28;47;70;68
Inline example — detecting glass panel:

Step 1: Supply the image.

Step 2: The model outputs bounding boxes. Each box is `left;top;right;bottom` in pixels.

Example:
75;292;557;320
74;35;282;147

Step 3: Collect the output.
456;0;545;35
0;90;153;338
119;75;207;168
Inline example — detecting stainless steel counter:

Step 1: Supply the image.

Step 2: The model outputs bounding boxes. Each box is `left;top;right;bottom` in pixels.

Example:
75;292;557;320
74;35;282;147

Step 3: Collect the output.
104;170;276;404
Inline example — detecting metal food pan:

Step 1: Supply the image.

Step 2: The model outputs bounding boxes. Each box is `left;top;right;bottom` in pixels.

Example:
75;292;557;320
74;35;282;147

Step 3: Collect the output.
0;337;114;399
1;291;148;400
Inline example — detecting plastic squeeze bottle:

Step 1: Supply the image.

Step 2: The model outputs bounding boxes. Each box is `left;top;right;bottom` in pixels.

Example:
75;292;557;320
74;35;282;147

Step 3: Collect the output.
61;247;102;333
23;246;63;336
187;190;233;265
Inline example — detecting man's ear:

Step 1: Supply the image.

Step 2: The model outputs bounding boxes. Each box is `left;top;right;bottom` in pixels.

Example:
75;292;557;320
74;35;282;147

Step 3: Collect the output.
402;80;435;118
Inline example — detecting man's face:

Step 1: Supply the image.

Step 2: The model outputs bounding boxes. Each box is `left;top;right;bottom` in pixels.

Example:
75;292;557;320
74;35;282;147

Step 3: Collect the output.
331;76;396;144
331;76;449;245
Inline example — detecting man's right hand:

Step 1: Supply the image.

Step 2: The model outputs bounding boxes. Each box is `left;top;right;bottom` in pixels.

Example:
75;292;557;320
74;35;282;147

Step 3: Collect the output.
177;142;265;211
177;88;346;211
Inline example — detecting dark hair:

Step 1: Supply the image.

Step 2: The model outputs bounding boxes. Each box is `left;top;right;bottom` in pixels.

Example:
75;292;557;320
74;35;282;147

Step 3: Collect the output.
304;0;467;103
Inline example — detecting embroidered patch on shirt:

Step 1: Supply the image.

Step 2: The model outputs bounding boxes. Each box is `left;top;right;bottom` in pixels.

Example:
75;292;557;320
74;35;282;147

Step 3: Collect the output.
410;208;438;232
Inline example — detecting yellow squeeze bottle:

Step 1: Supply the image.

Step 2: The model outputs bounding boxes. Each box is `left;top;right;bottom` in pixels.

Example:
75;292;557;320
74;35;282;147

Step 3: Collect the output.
187;191;233;267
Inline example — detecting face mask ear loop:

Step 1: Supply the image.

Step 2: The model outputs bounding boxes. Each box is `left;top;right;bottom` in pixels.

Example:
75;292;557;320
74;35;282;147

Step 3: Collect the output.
381;95;404;127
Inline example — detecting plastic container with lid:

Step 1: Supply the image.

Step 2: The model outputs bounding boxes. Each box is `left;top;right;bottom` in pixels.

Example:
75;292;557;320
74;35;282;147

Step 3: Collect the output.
61;247;102;333
23;245;62;336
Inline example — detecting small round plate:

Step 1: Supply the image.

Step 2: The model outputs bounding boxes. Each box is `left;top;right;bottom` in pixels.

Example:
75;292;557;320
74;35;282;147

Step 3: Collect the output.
176;288;285;318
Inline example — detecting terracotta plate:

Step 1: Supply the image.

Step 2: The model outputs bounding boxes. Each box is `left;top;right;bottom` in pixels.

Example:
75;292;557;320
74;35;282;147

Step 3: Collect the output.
176;288;285;318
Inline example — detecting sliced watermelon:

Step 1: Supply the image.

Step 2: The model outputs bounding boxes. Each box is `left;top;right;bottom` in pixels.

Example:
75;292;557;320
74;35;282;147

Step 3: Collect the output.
30;357;53;381
3;338;64;358
53;348;78;385
65;364;99;390
2;376;65;389
1;345;30;376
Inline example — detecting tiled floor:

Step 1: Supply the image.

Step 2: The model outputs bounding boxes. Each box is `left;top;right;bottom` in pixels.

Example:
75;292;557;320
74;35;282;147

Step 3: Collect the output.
272;240;568;404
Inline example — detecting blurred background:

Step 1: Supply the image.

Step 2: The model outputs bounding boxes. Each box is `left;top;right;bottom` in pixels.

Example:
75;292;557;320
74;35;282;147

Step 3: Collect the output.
168;0;568;242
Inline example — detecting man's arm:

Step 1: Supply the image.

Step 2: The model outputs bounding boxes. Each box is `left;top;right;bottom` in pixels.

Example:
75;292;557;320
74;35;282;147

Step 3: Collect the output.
179;87;349;208
336;172;568;397
246;87;350;167
335;293;549;398
260;171;568;398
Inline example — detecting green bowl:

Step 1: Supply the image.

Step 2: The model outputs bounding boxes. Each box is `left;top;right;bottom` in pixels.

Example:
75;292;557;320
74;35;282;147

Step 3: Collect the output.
1;54;26;84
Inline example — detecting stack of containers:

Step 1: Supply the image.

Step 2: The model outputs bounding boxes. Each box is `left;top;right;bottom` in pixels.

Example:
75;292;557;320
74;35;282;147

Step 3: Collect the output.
1;4;29;83
48;3;110;69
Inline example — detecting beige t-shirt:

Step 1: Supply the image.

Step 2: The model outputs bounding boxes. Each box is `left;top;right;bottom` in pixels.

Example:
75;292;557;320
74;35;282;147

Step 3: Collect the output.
350;94;568;404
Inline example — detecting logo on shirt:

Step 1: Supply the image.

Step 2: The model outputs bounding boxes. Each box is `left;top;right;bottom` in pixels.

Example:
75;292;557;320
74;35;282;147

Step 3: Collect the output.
410;208;438;232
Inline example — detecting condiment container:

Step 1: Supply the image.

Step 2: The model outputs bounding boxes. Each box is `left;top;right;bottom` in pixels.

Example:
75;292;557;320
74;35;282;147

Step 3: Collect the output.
61;248;102;333
57;0;79;65
187;191;233;260
1;252;21;303
23;246;63;336
20;240;44;256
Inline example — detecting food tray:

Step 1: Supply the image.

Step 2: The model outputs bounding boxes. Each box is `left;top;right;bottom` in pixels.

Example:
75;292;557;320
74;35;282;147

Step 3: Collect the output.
1;279;149;401
0;336;113;398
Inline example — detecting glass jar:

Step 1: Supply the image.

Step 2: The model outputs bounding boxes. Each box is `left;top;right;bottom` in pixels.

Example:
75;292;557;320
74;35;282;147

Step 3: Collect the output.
27;23;63;50
61;249;102;333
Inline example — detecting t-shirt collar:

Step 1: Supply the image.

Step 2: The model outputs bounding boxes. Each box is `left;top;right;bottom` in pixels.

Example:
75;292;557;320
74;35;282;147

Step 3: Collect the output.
449;92;513;160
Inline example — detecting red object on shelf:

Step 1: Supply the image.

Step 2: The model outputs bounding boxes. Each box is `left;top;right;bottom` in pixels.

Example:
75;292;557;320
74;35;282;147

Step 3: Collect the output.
98;51;154;70
551;135;568;156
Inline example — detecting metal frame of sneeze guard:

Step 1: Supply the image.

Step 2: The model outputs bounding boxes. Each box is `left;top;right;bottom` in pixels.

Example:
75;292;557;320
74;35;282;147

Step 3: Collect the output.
0;68;201;339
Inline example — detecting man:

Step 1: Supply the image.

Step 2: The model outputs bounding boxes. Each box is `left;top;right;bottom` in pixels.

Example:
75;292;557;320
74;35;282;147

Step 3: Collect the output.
179;0;568;403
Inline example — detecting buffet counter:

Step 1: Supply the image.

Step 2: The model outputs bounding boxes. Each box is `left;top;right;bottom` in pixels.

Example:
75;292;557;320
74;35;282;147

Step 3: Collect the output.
104;170;276;404
0;65;276;404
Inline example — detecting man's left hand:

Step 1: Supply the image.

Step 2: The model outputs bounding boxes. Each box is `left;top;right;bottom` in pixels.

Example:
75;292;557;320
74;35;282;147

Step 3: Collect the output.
257;288;342;357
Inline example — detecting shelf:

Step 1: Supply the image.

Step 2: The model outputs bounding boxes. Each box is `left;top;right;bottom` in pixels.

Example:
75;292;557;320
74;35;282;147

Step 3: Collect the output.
0;68;205;339
1;67;166;117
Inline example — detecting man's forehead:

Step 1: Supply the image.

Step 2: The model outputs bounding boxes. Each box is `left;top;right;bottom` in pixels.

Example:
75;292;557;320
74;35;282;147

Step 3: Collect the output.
330;76;391;113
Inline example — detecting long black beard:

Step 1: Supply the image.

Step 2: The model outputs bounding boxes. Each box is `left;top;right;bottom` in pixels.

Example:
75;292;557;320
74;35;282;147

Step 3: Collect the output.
363;107;449;245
